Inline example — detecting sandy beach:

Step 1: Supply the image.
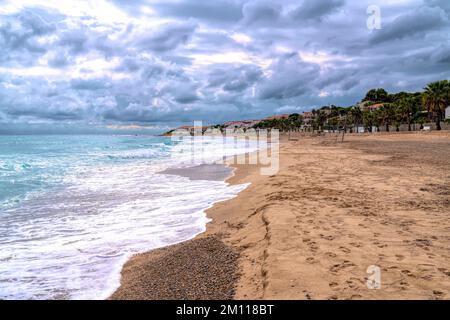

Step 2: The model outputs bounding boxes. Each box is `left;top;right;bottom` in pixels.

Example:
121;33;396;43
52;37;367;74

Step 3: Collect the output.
111;132;450;300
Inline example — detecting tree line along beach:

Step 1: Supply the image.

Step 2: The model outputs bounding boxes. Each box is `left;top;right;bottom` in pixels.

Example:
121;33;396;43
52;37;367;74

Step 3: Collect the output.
162;80;450;136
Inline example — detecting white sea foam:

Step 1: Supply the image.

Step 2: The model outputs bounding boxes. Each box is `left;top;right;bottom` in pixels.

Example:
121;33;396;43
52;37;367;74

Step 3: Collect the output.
0;136;257;299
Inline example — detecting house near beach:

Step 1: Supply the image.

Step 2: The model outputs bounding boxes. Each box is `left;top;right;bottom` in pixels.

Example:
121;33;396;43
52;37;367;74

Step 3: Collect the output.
365;103;384;112
358;101;384;112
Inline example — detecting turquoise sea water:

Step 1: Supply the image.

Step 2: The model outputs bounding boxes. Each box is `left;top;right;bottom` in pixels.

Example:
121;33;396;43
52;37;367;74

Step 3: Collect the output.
0;135;171;210
0;134;256;299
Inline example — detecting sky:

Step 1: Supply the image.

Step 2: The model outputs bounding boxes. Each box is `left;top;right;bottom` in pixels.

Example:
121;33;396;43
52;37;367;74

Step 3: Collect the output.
0;0;449;132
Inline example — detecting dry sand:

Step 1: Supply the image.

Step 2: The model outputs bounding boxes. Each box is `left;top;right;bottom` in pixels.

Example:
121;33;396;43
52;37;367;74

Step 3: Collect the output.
112;132;450;300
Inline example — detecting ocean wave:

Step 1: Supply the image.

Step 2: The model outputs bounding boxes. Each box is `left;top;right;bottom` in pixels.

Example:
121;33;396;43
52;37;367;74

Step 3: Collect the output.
0;135;258;299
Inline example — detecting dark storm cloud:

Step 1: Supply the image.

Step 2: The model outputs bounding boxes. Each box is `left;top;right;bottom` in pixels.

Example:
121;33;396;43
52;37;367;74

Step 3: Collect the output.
431;45;450;64
0;85;86;121
47;51;71;68
1;0;450;129
290;0;345;22
370;6;448;44
258;53;319;100
58;29;89;54
425;0;450;17
151;0;244;24
174;91;200;104
114;57;140;72
0;9;56;65
133;22;197;52
70;78;112;91
242;1;282;26
207;64;262;92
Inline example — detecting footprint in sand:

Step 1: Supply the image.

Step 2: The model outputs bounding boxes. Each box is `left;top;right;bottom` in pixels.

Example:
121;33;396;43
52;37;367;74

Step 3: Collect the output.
302;290;312;300
330;260;355;273
306;257;317;264
421;274;433;281
329;281;339;290
401;269;415;277
350;242;362;248
396;254;405;261
309;242;319;253
345;279;358;289
374;241;388;248
438;268;450;277
339;246;351;254
325;252;337;258
320;234;335;241
433;290;445;298
400;280;409;288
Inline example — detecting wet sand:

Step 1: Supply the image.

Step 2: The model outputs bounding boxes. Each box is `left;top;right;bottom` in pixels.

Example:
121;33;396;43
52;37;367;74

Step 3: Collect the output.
112;132;450;300
159;164;234;181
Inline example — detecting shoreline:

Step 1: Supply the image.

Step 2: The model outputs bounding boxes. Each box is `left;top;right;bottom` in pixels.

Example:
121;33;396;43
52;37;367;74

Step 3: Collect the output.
111;131;450;300
109;151;258;300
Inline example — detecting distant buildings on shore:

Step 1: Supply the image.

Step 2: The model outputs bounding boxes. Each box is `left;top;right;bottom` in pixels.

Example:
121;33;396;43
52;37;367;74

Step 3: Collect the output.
163;103;450;136
165;114;295;135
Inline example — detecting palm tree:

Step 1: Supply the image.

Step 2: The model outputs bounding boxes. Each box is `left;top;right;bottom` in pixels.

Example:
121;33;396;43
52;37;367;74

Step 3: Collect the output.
363;110;375;132
372;109;382;132
379;103;396;132
350;106;363;132
394;108;402;132
398;97;418;131
316;110;327;132
422;80;450;130
288;113;303;131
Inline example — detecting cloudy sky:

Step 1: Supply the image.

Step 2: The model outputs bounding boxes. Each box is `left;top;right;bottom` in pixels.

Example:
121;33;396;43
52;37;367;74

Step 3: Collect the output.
0;0;449;132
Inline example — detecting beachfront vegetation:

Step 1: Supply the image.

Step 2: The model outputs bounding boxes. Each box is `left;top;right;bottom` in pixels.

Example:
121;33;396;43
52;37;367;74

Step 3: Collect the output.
422;80;450;131
252;80;450;133
164;80;449;136
253;113;304;131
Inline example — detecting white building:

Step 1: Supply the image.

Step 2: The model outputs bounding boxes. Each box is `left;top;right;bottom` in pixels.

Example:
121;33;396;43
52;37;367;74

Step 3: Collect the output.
446;106;450;119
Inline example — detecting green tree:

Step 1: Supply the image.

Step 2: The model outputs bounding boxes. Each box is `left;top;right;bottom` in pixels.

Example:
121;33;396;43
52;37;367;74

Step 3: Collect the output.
372;109;382;132
379;103;396;132
422;80;450;130
288;113;303;131
394;106;403;132
363;88;388;102
363;110;375;132
315;110;327;132
350;106;363;132
398;96;418;131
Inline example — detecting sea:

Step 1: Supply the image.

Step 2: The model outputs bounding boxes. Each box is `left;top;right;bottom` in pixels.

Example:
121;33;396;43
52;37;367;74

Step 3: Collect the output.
0;134;258;299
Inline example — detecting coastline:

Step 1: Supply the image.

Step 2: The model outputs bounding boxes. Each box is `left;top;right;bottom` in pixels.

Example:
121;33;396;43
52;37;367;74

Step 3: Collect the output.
111;131;450;300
